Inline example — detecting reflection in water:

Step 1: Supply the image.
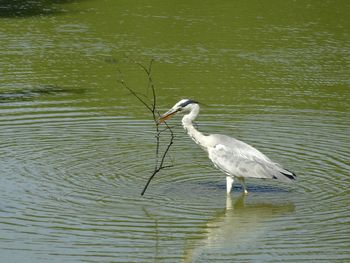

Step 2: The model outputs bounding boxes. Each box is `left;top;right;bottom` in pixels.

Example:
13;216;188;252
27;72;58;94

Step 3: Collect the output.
0;85;85;102
142;207;161;262
182;195;294;262
0;0;81;17
144;195;295;263
1;0;349;261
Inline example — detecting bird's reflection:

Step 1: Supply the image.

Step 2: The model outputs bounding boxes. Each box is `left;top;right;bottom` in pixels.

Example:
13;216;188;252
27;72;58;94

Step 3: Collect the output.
182;194;295;262
143;193;294;262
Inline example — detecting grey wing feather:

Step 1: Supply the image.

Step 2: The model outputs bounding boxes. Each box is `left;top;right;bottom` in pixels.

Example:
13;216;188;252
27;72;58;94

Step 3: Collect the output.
207;134;296;182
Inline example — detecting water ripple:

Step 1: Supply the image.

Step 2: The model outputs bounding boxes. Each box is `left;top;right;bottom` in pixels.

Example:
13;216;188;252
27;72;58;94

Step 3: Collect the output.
1;98;349;262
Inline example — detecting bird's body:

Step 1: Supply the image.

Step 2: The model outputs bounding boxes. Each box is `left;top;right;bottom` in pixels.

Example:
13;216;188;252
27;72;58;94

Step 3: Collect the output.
158;99;296;194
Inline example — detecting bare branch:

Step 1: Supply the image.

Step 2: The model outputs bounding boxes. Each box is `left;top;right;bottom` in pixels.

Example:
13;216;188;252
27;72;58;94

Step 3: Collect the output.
137;59;157;116
117;78;153;112
118;60;175;196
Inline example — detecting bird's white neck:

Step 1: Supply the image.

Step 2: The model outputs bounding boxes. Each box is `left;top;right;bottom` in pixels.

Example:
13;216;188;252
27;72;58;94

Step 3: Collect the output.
181;104;208;149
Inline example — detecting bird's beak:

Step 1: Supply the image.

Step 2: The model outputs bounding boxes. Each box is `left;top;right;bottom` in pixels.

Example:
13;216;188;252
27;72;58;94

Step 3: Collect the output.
157;108;179;125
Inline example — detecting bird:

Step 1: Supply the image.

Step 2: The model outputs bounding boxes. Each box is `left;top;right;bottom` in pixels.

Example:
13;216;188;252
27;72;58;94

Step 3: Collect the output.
157;99;296;194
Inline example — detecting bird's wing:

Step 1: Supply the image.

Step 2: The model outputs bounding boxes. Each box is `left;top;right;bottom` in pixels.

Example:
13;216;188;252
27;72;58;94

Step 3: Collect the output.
207;136;295;182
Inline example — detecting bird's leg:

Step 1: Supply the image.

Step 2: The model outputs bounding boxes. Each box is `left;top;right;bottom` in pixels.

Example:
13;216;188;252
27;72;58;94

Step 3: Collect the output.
226;176;234;194
239;177;248;195
226;194;233;210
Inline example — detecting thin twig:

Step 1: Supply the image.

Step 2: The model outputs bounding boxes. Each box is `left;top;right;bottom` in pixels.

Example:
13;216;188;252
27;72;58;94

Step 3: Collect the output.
118;60;175;196
117;79;153;112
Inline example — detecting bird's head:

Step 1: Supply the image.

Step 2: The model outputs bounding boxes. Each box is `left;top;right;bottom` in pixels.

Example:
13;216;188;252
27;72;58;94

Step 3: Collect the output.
157;99;199;124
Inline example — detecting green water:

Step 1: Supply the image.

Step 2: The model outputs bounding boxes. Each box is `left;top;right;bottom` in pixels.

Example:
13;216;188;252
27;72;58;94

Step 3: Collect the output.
1;1;349;262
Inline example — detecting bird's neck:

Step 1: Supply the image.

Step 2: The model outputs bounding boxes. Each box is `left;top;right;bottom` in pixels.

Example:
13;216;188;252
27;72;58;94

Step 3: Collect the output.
182;105;207;149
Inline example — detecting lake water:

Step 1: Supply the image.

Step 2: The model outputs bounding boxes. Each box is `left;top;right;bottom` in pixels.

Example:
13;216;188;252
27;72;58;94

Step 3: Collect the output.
1;1;349;262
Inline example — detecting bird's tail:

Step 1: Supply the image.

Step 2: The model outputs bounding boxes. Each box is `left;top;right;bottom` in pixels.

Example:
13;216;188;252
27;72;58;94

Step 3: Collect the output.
279;169;297;182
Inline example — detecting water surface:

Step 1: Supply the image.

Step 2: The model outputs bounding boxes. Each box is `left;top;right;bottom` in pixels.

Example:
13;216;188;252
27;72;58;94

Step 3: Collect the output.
1;0;349;262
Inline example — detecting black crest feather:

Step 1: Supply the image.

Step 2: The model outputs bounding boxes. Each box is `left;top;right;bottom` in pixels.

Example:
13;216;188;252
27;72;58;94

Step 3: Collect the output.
179;99;198;108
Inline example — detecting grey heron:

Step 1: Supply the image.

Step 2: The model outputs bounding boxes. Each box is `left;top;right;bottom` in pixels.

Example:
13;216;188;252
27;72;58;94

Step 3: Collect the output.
157;99;296;194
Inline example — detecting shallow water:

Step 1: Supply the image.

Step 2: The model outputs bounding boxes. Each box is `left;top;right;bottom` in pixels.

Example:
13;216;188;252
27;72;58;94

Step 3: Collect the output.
1;1;349;262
